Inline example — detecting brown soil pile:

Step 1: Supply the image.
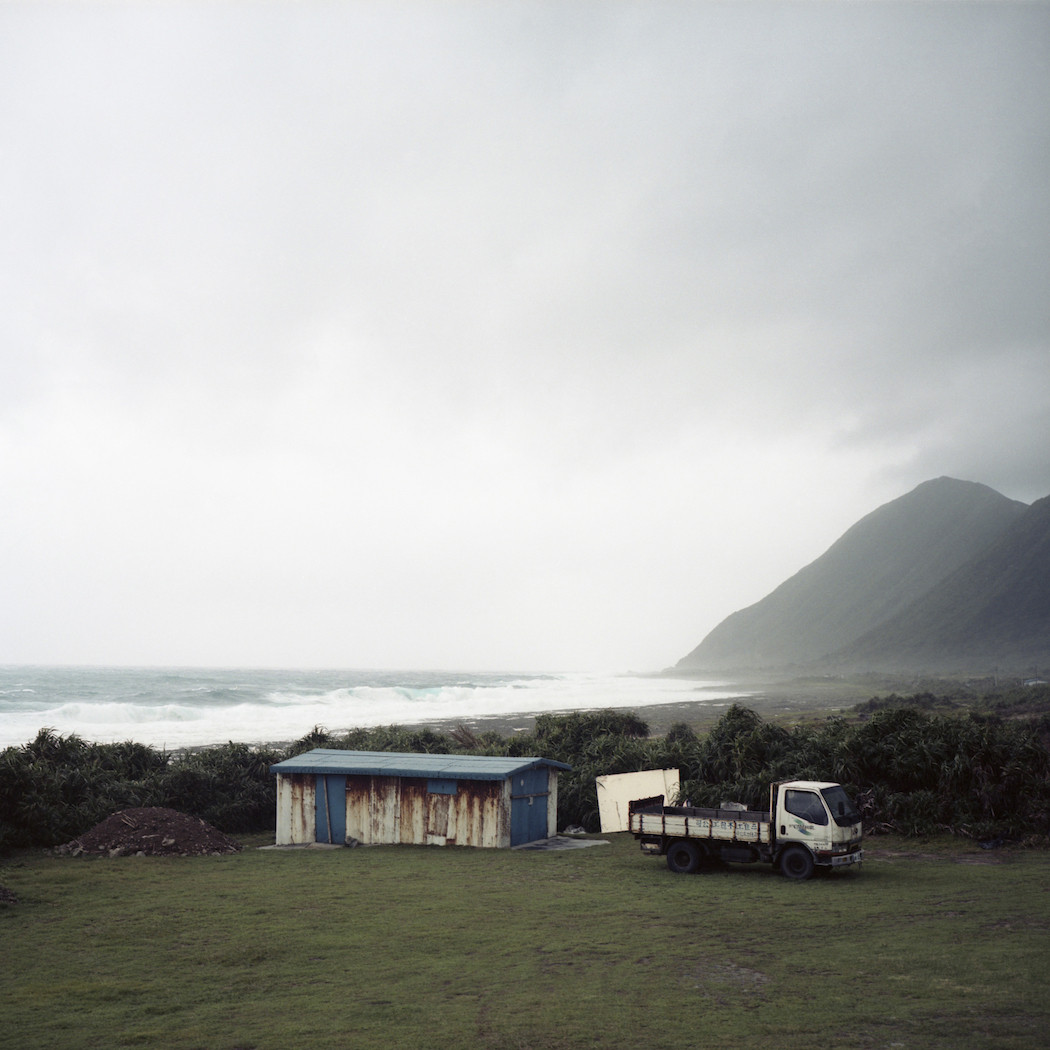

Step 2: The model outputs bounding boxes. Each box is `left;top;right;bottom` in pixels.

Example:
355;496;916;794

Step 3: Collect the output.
56;807;242;858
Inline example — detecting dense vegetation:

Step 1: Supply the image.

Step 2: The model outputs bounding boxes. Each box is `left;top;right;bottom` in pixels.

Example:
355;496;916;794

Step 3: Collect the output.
2;686;1048;852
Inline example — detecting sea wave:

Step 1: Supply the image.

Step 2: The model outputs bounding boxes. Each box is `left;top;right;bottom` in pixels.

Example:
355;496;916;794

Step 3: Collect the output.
0;667;745;750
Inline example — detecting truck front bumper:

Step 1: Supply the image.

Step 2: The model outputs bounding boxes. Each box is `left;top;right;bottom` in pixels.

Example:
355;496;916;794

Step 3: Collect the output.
823;849;863;868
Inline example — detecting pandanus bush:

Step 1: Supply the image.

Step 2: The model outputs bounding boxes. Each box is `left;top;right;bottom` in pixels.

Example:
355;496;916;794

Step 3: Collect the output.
2;693;1049;852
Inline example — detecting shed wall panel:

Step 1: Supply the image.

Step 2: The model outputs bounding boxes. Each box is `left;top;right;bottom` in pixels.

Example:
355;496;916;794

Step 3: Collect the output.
497;780;513;848
426;792;451;845
276;773;315;846
458;784;482;846
398;779;427;844
345;776;371;843
451;779;505;848
371;776;400;843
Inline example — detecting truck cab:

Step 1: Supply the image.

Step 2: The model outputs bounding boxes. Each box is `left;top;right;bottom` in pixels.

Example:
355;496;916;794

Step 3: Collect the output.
773;780;863;878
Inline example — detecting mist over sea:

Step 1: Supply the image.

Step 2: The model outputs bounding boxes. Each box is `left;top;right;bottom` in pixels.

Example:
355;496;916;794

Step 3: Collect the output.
0;667;746;751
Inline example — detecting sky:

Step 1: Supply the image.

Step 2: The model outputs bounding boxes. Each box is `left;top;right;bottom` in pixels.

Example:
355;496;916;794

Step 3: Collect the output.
1;2;1048;673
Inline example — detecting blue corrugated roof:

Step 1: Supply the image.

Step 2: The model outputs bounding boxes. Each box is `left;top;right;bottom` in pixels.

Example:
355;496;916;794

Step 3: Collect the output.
270;749;571;780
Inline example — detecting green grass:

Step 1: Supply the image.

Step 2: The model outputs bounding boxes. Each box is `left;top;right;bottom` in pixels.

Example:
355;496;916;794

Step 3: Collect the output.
2;834;1048;1050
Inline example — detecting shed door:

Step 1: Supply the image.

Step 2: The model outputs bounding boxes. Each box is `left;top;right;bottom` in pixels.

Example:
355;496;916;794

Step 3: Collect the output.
510;767;550;846
315;774;346;844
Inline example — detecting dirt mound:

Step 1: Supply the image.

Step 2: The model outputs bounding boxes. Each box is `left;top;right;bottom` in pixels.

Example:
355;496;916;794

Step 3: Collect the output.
57;807;242;858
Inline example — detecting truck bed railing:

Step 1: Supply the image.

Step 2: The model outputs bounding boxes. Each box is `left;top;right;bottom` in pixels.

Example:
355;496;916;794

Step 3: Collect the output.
628;796;770;823
628;796;773;846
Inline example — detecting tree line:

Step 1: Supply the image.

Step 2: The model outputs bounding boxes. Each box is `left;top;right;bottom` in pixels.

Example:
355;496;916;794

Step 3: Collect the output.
1;687;1048;852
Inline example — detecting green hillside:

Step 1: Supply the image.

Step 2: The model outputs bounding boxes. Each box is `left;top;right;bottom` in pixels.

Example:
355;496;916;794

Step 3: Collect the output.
827;494;1050;671
677;478;1028;672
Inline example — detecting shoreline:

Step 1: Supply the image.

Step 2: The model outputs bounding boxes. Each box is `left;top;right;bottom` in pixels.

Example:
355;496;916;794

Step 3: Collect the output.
332;675;887;742
405;668;985;740
7;670;968;754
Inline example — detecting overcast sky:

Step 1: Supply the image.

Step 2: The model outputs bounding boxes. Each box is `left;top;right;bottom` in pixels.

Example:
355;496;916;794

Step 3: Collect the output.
2;3;1048;672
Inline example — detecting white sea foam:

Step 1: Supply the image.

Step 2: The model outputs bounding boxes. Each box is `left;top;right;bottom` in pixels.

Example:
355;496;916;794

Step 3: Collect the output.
0;668;745;750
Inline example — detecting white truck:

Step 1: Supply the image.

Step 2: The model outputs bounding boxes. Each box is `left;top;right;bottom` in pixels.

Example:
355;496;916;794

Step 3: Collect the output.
628;779;864;880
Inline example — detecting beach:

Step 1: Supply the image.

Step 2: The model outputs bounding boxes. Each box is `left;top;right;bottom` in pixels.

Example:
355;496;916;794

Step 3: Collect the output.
0;667;752;751
415;672;917;739
0;665;942;752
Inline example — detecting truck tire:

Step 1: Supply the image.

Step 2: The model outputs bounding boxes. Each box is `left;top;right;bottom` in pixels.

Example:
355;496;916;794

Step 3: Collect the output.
780;846;815;880
666;840;702;874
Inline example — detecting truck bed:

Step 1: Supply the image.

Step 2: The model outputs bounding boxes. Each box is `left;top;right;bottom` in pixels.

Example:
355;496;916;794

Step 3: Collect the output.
628;797;772;845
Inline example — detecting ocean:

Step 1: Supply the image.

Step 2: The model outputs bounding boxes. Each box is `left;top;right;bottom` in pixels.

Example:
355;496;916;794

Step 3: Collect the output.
0;666;746;751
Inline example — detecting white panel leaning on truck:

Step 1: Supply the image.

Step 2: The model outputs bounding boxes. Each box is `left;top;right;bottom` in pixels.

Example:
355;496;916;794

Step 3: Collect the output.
628;780;864;880
595;768;680;833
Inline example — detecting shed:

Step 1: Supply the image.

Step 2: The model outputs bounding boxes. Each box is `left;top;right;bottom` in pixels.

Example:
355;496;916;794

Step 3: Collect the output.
270;749;572;848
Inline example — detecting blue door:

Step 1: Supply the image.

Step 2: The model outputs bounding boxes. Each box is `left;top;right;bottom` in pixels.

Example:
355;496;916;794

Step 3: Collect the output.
510;767;550;846
315;774;346;844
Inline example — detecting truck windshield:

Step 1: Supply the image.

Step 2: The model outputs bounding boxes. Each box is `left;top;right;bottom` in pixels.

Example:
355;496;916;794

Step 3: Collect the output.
820;786;860;827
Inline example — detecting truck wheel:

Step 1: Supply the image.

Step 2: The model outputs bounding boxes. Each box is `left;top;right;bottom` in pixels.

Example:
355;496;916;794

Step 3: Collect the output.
780;846;815;880
666;841;701;874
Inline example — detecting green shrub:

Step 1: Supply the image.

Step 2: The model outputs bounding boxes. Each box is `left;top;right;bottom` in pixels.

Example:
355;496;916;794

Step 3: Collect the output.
3;690;1049;852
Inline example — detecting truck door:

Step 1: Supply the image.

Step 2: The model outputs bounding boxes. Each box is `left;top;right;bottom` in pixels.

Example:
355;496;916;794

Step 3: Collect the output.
780;788;829;844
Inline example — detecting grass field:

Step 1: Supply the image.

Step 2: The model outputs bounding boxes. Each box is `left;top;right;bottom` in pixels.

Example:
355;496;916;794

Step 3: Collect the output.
2;833;1048;1050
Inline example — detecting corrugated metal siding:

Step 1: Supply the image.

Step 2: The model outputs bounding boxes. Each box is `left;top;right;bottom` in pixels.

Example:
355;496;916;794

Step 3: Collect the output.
426;792;451;845
450;778;507;848
547;771;559;839
276;772;315;845
372;776;400;844
274;755;562;847
340;773;511;847
397;779;426;844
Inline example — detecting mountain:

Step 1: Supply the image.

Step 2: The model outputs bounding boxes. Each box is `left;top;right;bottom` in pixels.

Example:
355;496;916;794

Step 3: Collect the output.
825;494;1050;671
675;477;1031;673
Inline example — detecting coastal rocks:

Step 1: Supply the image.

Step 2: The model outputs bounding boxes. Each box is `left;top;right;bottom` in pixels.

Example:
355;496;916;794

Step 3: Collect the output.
56;807;241;858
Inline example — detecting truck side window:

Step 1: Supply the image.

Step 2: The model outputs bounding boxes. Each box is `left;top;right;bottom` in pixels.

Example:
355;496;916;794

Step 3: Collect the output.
785;790;828;826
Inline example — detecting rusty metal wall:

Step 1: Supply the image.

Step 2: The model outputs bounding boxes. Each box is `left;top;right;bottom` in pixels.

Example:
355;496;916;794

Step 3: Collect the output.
276;771;545;847
275;773;315;845
372;775;400;843
344;775;511;847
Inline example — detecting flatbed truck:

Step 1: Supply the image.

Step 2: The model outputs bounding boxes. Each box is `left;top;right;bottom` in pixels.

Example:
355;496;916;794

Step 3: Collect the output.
629;779;863;880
